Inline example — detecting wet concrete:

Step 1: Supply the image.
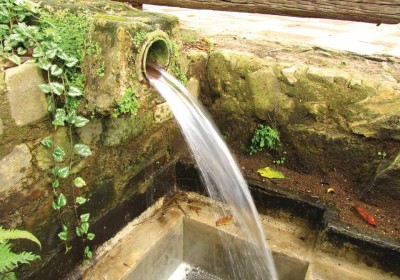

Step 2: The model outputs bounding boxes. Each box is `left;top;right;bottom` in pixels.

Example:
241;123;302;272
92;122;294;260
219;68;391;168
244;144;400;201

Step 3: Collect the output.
82;193;398;280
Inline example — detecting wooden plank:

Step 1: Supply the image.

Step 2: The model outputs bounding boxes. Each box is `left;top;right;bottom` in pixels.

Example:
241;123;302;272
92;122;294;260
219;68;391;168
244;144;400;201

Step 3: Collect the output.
120;0;400;24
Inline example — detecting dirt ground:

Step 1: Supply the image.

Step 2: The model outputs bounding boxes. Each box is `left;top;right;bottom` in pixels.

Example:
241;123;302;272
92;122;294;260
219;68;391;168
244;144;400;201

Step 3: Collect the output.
235;152;400;240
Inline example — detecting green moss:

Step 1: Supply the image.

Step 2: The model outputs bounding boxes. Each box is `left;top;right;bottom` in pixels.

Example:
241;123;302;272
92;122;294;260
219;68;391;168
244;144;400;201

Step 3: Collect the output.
113;88;140;118
169;41;187;85
180;30;199;44
96;14;127;21
133;29;148;48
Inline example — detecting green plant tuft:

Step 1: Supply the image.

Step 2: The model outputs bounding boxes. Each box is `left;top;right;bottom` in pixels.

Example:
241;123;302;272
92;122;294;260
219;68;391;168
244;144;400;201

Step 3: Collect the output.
248;124;281;156
113;88;140;118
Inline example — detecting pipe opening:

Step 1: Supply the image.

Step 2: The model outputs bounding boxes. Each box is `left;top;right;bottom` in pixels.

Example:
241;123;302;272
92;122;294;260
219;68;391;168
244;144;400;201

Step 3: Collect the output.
146;40;169;69
135;30;171;81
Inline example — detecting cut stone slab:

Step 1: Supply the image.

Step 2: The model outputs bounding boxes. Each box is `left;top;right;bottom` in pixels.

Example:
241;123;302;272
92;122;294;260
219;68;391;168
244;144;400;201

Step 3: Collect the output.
5;63;48;126
0;144;32;194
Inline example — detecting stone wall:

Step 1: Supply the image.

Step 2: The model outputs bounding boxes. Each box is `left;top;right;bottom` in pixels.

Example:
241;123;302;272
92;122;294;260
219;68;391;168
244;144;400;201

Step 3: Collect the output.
184;48;400;199
0;2;185;278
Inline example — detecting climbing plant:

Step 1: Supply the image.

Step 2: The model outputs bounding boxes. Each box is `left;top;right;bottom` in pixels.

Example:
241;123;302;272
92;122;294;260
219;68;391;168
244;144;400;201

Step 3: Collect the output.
1;0;95;263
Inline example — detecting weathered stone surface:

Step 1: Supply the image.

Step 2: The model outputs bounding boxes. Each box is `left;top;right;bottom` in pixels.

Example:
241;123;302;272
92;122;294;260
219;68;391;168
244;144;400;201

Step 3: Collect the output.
0;118;3;135
77;119;103;145
36;128;70;170
371;152;400;199
249;67;294;123
281;66;298;85
204;49;399;185
82;5;179;115
348;82;400;140
186;77;200;99
5;63;48;126
154;102;173;123
0;144;32;194
101;111;154;146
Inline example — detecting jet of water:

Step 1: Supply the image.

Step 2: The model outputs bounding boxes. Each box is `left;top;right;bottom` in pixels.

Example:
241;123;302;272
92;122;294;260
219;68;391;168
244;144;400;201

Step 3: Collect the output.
147;63;278;280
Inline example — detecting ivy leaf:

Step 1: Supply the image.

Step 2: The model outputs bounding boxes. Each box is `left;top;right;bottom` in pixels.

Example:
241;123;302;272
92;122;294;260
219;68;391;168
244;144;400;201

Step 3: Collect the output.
50;64;63;77
76;196;87;205
40;138;53;148
58;231;67;241
80;213;90;222
32;46;44;58
80;222;89;234
57;193;67;207
53;147;66;162
76;227;82;237
47;96;55;112
73;116;89;128
52;166;69;179
65;110;77;124
52;180;60;188
39;83;51;93
74;177;86;188
86;249;92;259
84;245;92;256
50;82;65;96
17;47;27;55
38;59;51;71
45;48;57;59
74;144;92;157
52;201;60;210
67;86;82;97
8;54;21;65
65;57;79;68
52;108;66;126
57;51;69;61
87;233;95;241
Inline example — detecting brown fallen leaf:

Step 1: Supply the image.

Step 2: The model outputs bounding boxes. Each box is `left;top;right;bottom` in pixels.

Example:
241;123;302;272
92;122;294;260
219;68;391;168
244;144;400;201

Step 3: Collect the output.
189;205;202;215
216;214;233;226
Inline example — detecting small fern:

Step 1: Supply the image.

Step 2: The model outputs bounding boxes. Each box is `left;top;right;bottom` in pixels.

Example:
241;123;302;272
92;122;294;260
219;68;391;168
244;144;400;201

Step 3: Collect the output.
0;228;41;249
0;227;41;279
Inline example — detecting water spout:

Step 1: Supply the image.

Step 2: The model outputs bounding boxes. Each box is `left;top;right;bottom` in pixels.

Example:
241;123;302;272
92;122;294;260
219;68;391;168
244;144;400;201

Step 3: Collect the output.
147;63;278;280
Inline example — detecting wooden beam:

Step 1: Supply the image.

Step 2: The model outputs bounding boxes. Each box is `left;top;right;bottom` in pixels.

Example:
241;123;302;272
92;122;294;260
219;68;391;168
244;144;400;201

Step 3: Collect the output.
120;0;400;24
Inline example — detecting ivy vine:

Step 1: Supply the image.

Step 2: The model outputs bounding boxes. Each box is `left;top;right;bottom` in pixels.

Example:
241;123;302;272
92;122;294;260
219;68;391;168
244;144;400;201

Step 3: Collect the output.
1;0;95;263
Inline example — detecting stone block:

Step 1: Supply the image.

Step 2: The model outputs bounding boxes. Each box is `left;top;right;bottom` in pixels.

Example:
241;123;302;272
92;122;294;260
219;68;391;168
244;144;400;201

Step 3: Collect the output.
77;119;103;145
5;63;48;126
101;111;154;146
281;66;299;85
186;77;200;99
154;102;173;123
0;144;32;194
371;152;400;199
0;118;3;135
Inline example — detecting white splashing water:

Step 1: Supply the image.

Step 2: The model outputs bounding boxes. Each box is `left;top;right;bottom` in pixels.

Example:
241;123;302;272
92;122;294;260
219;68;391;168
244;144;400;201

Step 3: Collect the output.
147;63;278;280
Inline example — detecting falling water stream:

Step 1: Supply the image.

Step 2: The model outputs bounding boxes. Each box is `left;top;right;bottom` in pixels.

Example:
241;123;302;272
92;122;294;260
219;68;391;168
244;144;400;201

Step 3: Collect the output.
147;63;278;280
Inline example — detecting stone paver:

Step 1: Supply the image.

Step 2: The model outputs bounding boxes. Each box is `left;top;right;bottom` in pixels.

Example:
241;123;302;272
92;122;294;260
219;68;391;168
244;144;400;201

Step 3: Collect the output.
144;5;400;57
